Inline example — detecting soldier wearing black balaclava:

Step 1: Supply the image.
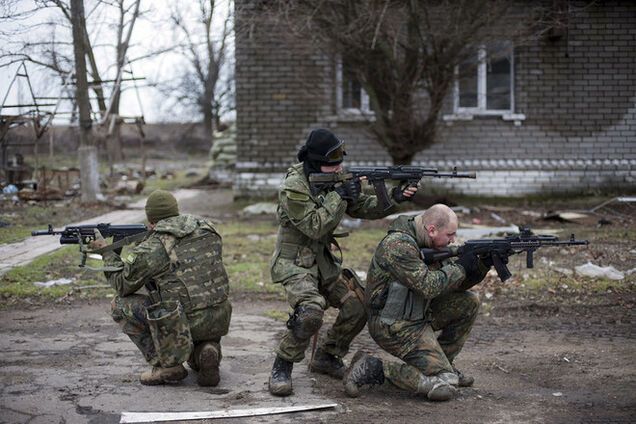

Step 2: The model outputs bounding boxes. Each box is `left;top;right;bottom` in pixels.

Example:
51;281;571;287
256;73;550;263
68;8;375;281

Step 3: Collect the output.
267;128;417;396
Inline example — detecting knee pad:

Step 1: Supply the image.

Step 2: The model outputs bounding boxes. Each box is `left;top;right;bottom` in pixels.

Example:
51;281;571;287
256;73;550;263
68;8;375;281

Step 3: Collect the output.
287;305;324;340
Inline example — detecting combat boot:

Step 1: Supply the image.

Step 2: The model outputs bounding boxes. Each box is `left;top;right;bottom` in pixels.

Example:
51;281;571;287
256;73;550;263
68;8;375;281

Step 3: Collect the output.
343;351;385;398
140;364;188;386
416;373;458;401
268;356;293;396
196;342;221;387
452;365;474;387
309;348;346;379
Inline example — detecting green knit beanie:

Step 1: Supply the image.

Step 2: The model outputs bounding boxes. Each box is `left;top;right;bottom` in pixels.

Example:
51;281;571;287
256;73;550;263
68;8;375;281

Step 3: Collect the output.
145;190;179;223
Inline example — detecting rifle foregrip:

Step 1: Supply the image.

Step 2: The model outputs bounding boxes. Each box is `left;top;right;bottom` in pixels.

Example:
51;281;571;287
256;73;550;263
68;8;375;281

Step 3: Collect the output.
492;252;512;282
526;251;534;268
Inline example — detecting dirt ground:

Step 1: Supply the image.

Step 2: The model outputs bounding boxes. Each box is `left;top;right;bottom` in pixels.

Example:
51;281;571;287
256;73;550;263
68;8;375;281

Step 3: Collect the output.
1;188;635;424
1;292;634;424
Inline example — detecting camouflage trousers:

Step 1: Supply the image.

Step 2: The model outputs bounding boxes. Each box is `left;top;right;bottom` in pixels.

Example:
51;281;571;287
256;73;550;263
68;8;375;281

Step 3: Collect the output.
276;272;367;363
111;294;232;367
368;290;480;392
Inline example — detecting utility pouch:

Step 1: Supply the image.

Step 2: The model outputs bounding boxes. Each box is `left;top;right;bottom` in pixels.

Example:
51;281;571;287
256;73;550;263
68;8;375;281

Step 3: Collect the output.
379;281;409;325
339;268;366;304
146;301;193;368
294;246;316;268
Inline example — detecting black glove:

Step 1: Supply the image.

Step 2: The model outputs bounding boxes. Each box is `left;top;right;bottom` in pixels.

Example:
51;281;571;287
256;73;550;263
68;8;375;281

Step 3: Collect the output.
391;183;414;203
334;178;361;205
455;251;480;278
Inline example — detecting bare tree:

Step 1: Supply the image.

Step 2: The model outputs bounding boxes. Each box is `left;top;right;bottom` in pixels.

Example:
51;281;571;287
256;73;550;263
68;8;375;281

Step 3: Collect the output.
267;1;563;164
1;0;155;164
70;0;99;202
166;0;234;141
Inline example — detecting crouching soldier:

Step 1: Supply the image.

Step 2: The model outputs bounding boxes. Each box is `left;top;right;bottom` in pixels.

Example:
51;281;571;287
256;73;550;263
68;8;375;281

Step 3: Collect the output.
268;128;417;396
344;204;490;401
90;189;232;386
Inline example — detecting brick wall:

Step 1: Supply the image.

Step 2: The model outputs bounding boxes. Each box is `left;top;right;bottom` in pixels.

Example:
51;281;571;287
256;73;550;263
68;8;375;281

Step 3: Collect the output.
234;1;636;198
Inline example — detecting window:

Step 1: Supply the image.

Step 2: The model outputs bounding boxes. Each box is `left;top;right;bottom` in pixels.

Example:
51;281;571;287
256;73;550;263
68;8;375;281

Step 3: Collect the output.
453;42;522;119
336;58;371;115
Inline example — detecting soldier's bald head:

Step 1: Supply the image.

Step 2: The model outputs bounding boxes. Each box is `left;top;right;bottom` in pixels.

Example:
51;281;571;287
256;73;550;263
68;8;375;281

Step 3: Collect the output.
417;204;457;230
414;204;458;248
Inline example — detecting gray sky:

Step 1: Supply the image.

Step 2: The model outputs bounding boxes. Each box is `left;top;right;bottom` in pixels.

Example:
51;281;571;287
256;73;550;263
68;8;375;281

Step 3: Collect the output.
0;0;233;125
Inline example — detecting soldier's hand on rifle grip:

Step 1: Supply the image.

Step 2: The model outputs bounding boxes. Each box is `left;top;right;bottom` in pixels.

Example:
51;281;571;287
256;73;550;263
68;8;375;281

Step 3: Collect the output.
334;178;361;205
391;183;418;203
89;229;108;250
455;251;480;278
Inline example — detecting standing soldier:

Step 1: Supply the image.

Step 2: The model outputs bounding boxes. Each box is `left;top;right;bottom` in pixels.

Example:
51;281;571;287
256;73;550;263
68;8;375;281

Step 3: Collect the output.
268;128;417;396
90;190;232;387
343;204;490;401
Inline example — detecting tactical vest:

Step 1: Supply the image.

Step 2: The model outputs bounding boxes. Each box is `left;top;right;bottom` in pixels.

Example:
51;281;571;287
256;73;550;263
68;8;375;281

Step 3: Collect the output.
154;227;229;313
374;229;431;325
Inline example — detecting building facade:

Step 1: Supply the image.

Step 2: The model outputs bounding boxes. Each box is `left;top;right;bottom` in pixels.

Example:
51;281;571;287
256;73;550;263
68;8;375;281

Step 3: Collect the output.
234;1;636;198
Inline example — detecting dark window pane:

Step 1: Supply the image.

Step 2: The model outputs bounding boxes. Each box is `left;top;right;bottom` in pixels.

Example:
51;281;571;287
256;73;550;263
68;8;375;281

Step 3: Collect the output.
458;53;478;108
486;45;511;110
342;66;361;109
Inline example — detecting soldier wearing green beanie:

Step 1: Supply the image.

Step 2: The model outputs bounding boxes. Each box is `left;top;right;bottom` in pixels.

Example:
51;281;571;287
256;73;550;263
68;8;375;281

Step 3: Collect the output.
90;190;232;387
145;189;180;224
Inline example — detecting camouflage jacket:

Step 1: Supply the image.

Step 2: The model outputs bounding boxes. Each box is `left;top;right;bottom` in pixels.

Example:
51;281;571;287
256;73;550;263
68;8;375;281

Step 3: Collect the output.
270;163;396;283
366;215;467;309
104;214;229;310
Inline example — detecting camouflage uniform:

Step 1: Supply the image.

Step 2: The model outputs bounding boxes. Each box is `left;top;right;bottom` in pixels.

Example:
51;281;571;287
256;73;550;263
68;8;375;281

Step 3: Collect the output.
366;215;486;393
104;214;231;368
271;163;394;362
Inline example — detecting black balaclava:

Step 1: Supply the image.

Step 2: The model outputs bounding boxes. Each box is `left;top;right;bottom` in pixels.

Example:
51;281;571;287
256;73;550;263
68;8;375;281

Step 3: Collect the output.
297;128;346;177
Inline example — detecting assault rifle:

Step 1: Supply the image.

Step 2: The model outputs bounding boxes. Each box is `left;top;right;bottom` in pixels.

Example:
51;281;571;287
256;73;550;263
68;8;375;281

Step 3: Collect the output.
308;166;476;210
32;223;148;267
420;227;589;282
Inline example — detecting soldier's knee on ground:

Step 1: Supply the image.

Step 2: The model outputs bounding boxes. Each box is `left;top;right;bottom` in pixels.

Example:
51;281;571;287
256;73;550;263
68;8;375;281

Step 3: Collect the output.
288;305;324;340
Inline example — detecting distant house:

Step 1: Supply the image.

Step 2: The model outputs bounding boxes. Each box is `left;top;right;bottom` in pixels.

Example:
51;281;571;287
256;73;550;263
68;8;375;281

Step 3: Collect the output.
234;1;635;198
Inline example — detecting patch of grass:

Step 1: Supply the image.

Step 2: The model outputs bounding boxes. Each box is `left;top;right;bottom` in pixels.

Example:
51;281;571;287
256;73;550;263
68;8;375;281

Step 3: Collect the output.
0;202;113;245
143;169;206;193
0;246;110;300
263;309;289;321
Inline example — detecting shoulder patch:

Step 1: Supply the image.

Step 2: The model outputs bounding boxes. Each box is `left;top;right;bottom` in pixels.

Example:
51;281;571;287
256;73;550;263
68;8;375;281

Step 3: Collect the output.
287;191;310;202
123;252;137;264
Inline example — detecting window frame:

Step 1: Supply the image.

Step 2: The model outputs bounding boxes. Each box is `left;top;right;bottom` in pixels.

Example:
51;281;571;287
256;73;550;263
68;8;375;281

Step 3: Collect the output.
335;57;372;116
453;43;515;116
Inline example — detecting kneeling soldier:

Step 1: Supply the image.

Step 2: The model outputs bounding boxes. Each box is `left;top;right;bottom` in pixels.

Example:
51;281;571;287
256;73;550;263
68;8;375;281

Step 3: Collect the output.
91;190;232;386
344;204;490;401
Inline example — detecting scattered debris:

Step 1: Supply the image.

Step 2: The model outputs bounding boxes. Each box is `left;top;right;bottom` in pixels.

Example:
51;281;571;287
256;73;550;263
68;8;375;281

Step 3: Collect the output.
241;202;277;217
2;184;18;194
575;262;624;280
552;267;574;276
341;218;362;229
490;212;507;224
542;211;591;223
520;210;542;218
34;278;75;288
120;403;338;423
457;225;519;239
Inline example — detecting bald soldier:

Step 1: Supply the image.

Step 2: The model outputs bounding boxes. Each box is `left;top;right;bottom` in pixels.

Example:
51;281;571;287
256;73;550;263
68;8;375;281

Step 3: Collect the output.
343;204;491;401
90;190;232;386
